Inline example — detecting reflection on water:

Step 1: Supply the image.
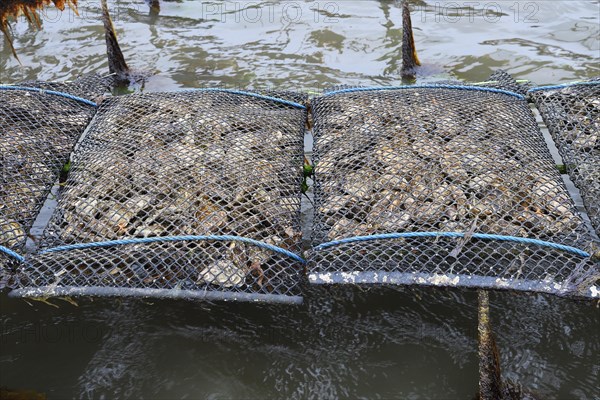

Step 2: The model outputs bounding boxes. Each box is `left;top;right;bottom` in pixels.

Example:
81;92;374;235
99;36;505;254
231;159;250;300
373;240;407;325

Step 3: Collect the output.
1;287;598;398
494;293;599;400
1;0;599;398
0;1;598;87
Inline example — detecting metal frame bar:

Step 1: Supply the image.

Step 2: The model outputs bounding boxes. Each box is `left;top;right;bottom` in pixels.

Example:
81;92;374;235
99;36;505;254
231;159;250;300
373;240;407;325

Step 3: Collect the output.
308;270;599;299
9;285;304;305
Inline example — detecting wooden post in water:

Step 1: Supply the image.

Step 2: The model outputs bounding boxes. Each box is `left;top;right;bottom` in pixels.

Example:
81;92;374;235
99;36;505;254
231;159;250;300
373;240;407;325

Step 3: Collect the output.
147;0;160;16
478;290;504;399
477;290;540;400
101;0;129;82
400;0;421;79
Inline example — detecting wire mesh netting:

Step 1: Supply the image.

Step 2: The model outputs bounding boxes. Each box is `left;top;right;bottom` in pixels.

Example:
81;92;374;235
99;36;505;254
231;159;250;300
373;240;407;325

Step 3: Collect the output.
308;84;599;298
10;89;307;303
529;79;600;236
482;70;533;96
0;75;105;286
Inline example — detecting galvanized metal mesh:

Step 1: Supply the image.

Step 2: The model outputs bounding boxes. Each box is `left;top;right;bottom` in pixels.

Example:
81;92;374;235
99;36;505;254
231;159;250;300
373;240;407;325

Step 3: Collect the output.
484;70;532;95
0;75;104;283
529;79;600;236
308;84;598;298
18;74;109;102
11;90;307;304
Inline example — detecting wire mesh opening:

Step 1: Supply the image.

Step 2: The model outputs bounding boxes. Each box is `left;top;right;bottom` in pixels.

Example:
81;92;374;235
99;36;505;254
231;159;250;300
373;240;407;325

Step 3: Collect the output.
4;74;598;301
308;82;598;298
1;75;105;283
10;89;307;303
529;79;600;236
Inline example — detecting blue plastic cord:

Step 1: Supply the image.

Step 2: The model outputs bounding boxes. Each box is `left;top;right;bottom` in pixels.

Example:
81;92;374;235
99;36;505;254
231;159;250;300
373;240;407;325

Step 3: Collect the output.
0;85;98;107
528;81;600;93
4;232;593;265
0;245;25;262
39;235;307;264
314;232;591;258
322;85;525;100
180;88;306;110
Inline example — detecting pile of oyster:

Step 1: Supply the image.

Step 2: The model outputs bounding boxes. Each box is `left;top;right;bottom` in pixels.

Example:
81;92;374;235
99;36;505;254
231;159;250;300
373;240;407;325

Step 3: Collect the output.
0;89;94;258
44;92;304;288
313;89;587;243
532;83;600;234
0;215;26;251
534;85;599;154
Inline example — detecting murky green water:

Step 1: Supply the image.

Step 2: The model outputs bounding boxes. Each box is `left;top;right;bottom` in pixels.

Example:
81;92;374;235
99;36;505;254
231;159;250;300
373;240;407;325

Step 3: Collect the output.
1;0;599;87
1;1;599;398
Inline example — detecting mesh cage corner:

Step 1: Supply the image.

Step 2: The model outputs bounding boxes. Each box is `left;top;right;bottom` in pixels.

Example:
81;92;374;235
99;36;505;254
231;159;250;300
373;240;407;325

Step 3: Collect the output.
529;78;600;238
19;74;110;103
308;80;598;299
484;70;533;95
1;76;102;286
10;89;307;304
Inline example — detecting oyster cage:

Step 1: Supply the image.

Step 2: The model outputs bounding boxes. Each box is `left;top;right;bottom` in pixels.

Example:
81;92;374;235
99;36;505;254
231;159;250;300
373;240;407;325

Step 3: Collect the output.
10;90;307;304
308;84;599;298
529;79;600;236
0;76;104;282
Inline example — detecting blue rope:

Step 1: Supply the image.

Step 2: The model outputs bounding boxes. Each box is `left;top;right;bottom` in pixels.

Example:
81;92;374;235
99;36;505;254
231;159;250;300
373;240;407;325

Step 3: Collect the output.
322;85;525;100
314;232;591;258
527;81;600;93
39;235;307;264
180;88;306;110
0;86;98;107
0;245;25;262
2;232;593;265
